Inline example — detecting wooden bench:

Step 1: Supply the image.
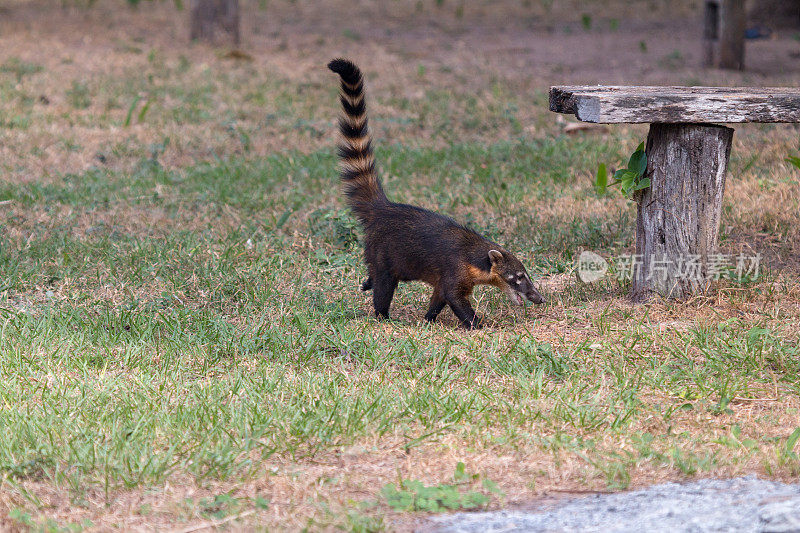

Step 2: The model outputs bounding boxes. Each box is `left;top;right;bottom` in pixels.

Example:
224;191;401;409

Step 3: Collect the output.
550;86;800;301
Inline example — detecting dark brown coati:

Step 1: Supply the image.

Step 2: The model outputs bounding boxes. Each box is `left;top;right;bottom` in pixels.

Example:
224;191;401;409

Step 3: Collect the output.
327;58;545;329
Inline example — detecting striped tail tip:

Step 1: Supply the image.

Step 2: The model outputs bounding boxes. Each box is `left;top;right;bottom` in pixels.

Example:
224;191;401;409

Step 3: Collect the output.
327;58;361;85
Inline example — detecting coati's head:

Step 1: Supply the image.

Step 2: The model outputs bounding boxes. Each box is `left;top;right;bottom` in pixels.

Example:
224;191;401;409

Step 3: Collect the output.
488;249;546;306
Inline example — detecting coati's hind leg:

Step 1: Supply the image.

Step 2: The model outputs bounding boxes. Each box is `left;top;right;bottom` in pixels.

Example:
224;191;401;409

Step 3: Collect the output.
361;277;373;291
444;287;482;330
424;286;447;323
372;271;398;320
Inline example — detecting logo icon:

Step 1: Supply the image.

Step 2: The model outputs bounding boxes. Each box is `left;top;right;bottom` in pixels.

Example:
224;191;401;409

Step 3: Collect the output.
577;251;608;283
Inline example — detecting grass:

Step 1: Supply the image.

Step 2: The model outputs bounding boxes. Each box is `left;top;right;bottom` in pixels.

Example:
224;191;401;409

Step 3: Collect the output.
2;139;799;529
0;1;799;530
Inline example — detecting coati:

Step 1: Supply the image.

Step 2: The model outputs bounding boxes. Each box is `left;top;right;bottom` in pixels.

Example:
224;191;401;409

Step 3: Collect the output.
328;58;545;329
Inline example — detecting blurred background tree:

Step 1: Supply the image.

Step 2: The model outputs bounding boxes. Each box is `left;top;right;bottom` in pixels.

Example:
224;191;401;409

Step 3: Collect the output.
748;0;800;27
189;0;240;45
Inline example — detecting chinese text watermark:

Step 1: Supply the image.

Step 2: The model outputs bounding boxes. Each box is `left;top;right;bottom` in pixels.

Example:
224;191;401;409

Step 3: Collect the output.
577;252;761;283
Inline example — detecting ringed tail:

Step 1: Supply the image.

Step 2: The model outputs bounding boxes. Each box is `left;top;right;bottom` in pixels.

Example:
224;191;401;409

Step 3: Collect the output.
328;58;386;223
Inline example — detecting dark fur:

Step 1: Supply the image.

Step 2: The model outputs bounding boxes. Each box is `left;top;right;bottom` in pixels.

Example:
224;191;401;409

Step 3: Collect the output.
328;58;544;329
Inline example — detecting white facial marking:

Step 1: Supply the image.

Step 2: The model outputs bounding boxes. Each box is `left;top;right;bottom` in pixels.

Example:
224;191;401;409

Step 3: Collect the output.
515;279;522;285
504;286;524;306
516;271;523;277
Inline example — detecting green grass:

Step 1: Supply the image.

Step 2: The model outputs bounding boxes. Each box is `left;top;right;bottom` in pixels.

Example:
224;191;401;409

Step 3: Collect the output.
2;138;799;530
1;4;799;527
3;289;796;490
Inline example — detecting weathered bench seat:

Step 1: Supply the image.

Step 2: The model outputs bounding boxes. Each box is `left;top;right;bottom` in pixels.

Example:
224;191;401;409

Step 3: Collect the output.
550;86;800;301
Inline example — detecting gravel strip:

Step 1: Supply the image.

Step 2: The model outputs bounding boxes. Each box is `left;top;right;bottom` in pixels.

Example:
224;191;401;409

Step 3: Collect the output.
428;477;800;533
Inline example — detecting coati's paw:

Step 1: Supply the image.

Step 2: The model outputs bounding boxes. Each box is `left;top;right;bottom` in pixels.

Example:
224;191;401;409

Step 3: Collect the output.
464;316;484;330
361;277;373;291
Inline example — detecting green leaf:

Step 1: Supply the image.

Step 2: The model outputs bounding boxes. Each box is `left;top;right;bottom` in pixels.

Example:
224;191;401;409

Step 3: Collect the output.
741;438;759;450
440;486;462;510
613;168;629;181
786;427;800;453
633;177;651;191
137;97;153;123
124;95;142;127
786;156;800;170
628;147;647;177
254;496;269;510
460;491;490;509
275;208;293;229
404;480;424;491
595;163;608;194
619;171;636;191
482;478;505;496
747;327;769;343
454;461;468;482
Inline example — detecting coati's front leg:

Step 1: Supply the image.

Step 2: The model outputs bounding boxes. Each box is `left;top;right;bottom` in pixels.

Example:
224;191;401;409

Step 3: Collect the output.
444;286;482;330
424;286;447;323
372;271;398;320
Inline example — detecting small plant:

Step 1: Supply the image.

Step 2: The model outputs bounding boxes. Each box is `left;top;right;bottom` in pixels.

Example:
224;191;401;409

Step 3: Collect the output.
124;95;153;127
342;29;362;41
199;493;241;519
66;81;92;109
8;508;33;527
0;57;43;83
308;208;359;248
380;463;499;513
778;427;800;464
382;480;488;512
659;49;685;69
254;495;269;510
786;155;800;170
595;142;650;197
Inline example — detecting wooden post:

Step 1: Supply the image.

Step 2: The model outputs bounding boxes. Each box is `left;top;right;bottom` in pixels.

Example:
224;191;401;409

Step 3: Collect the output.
190;0;240;46
719;0;746;70
704;0;745;70
632;123;733;302
550;85;800;300
703;1;719;67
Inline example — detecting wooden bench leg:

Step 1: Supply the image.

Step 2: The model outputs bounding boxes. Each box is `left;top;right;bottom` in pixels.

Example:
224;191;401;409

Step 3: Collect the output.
632;123;734;302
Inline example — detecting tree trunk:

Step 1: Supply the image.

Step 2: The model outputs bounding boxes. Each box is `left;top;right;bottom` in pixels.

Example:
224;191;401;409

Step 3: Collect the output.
190;0;240;45
748;0;800;28
703;1;719;67
703;0;745;70
719;0;746;70
632;123;734;302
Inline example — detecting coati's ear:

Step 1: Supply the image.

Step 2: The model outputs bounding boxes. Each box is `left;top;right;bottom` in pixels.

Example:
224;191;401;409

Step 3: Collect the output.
488;249;504;265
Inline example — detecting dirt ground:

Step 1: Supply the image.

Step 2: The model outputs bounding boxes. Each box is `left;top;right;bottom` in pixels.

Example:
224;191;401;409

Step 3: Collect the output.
4;1;798;83
2;0;800;181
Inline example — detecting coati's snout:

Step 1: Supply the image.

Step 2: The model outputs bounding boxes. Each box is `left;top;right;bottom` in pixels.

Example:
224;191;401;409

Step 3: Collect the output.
525;287;546;305
488;249;546;306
